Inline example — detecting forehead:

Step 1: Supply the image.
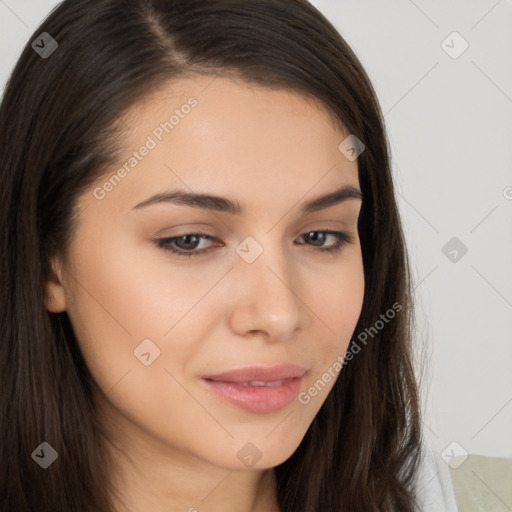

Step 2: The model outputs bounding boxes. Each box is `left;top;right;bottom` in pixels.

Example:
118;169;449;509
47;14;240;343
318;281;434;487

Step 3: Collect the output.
127;73;346;131
120;74;350;157
81;74;360;218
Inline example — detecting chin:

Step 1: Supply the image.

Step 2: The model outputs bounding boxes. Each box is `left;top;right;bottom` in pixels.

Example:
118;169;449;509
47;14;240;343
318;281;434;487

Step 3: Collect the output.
206;427;308;471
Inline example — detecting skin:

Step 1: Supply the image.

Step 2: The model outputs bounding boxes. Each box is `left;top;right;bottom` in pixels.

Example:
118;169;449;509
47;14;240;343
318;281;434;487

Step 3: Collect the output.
45;74;365;512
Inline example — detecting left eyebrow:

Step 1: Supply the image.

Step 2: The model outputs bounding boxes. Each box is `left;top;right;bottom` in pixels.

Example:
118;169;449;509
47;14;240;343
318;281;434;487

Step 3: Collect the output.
132;184;363;215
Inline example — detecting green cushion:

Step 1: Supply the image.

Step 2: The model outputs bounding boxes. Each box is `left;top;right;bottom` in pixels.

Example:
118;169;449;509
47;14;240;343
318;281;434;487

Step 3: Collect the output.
449;454;512;511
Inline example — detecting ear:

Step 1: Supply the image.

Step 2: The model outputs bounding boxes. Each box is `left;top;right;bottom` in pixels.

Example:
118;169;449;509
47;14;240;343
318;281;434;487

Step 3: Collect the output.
44;256;67;313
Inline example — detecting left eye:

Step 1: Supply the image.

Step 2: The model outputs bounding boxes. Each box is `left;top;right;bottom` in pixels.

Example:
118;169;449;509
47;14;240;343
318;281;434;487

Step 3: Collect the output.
156;229;355;258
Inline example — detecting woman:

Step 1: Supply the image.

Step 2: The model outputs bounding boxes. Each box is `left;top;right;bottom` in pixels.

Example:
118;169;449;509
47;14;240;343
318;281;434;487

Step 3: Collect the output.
0;0;458;510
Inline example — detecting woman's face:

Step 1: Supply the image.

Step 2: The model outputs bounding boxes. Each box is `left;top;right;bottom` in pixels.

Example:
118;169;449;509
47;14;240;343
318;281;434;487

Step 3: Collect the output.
46;75;365;472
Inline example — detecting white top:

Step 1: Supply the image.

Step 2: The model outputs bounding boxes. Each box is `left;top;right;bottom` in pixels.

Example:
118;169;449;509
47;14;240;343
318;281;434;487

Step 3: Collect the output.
415;439;459;511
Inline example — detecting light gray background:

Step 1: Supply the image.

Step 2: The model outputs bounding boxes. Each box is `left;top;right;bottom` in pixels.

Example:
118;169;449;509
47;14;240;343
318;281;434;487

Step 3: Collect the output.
1;0;511;460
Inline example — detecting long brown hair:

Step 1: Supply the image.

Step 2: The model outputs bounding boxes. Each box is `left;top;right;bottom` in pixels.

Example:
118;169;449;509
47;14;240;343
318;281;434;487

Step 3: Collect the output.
0;0;423;510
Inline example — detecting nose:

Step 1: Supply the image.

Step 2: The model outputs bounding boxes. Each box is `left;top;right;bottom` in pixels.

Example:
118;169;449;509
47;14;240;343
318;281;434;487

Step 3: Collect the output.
228;240;306;342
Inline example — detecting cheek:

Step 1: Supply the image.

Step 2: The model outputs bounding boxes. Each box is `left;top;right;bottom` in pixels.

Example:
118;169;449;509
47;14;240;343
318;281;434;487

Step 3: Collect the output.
295;253;364;408
63;231;225;392
60;239;164;387
311;250;365;345
66;233;206;336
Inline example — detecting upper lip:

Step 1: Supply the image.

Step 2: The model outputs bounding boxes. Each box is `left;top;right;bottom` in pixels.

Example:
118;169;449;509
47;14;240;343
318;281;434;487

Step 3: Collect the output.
203;363;307;383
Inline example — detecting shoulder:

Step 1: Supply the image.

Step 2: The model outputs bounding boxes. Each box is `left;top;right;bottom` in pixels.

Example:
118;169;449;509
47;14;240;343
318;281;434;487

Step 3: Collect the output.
414;438;459;512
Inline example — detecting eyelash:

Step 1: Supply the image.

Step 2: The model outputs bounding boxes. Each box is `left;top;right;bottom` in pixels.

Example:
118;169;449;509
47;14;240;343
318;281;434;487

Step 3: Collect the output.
156;229;355;258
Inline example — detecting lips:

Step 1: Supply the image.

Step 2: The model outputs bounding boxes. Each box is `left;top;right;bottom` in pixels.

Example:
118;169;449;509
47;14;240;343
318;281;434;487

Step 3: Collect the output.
201;363;307;413
236;379;294;387
202;363;307;384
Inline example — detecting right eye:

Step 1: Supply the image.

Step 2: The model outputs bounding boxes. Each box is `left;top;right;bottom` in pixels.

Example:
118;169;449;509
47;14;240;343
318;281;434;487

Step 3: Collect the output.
156;232;220;258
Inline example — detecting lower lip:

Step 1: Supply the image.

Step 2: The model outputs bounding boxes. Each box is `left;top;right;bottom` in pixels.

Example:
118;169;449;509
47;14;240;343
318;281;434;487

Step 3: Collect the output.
201;377;304;413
